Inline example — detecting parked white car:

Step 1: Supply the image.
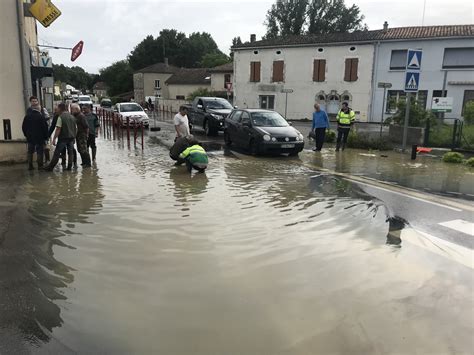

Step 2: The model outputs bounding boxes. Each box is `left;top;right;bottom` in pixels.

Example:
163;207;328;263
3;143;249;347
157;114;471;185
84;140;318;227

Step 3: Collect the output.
114;103;150;127
78;95;93;107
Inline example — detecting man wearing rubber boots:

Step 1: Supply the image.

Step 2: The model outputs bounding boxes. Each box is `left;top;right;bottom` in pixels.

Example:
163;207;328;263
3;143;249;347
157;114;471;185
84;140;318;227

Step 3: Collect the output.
82;105;100;162
336;102;356;151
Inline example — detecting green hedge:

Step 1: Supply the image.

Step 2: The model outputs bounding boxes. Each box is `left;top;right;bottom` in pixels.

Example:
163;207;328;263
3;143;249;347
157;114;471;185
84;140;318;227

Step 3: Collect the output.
442;152;464;163
347;131;393;151
465;157;474;167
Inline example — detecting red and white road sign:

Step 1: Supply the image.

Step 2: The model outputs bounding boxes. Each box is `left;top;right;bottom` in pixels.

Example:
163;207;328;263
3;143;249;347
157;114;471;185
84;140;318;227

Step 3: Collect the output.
226;82;233;91
71;41;84;61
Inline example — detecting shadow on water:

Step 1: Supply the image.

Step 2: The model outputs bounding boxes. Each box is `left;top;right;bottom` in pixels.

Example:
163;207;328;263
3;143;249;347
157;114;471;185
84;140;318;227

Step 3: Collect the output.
0;167;104;353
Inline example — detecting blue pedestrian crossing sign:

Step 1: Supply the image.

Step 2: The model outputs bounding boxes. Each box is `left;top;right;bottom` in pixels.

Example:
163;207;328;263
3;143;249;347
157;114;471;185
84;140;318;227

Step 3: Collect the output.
406;49;422;70
405;71;420;92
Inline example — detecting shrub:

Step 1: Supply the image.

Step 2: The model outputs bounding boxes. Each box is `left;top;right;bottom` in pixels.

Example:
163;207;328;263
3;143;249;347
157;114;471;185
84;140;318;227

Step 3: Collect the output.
385;98;436;128
347;131;393;151
465;157;474;167
325;130;336;143
463;101;474;125
442;152;464;164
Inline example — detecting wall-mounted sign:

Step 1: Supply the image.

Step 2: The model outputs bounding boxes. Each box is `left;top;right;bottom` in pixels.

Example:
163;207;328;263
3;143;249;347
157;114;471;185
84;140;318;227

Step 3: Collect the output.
431;97;453;113
29;0;62;28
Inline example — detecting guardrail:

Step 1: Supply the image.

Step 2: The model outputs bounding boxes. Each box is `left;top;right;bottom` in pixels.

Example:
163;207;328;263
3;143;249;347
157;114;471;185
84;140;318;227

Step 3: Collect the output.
95;108;144;150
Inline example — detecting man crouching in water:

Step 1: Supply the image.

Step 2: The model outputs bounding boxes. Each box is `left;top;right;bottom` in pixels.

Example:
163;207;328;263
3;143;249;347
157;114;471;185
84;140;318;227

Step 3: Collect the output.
179;137;208;173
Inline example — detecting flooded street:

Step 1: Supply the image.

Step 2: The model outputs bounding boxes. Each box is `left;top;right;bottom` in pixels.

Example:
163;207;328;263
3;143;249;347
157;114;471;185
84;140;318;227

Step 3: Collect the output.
1;138;473;354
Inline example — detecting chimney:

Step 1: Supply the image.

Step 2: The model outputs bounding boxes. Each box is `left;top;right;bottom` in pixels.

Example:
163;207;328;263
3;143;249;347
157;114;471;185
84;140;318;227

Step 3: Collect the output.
164;57;169;66
250;34;256;43
383;21;388;31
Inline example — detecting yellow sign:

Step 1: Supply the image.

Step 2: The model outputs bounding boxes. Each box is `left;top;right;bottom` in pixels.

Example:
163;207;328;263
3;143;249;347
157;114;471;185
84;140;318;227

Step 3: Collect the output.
29;0;62;28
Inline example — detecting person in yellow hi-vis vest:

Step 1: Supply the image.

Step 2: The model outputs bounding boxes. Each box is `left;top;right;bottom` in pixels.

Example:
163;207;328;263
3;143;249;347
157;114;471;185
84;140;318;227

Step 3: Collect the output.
336;102;356;151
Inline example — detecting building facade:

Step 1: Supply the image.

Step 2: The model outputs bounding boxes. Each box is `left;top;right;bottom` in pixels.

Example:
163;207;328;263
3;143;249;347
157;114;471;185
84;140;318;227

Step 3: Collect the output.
0;0;37;162
233;25;474;123
133;62;179;103
371;31;474;122
209;62;234;100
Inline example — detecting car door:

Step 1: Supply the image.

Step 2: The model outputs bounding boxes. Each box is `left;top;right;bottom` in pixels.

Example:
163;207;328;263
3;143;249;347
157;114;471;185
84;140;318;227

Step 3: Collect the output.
226;110;242;145
236;111;252;147
194;99;206;128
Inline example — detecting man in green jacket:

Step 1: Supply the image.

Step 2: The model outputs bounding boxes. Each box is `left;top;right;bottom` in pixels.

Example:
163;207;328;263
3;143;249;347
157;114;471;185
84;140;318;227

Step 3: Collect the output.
179;138;208;173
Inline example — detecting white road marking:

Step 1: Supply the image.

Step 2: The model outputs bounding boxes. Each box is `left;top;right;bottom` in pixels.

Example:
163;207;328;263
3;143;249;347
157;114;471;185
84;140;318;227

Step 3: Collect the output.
348;179;463;212
439;219;474;237
402;228;474;269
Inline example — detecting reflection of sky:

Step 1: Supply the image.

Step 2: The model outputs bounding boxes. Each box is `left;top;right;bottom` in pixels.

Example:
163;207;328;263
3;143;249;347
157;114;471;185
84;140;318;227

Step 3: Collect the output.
0;166;104;352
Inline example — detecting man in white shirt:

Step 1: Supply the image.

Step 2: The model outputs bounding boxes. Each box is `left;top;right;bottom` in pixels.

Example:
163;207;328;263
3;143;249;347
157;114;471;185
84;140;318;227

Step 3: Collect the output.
174;106;190;140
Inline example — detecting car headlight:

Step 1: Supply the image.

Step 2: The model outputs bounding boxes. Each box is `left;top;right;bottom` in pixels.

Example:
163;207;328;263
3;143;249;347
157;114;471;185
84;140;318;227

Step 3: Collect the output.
271;137;277;142
211;113;223;120
263;134;271;142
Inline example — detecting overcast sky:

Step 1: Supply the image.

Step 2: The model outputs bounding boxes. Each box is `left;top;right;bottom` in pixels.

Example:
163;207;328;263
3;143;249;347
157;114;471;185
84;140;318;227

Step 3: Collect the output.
37;0;473;74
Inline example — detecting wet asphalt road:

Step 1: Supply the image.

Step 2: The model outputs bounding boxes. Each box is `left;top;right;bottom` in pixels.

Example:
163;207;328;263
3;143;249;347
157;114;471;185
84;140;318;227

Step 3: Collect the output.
0;119;472;354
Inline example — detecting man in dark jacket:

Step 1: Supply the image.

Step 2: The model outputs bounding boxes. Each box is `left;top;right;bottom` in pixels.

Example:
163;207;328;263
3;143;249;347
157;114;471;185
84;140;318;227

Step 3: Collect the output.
44;103;77;171
22;97;49;170
170;135;194;165
71;104;91;167
82;104;100;161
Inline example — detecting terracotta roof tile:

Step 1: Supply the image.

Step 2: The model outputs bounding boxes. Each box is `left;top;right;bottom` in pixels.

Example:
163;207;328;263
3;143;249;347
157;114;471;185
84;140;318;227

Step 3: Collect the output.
165;68;211;85
233;25;474;49
135;62;180;74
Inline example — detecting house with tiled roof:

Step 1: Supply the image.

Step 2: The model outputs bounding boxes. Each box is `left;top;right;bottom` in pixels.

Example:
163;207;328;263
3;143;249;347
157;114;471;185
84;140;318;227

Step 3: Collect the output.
232;23;474;122
165;68;212;100
209;62;234;97
133;59;180;103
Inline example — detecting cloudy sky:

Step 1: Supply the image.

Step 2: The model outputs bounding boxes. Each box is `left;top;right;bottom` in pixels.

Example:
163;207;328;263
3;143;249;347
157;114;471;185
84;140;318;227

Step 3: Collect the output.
37;0;473;74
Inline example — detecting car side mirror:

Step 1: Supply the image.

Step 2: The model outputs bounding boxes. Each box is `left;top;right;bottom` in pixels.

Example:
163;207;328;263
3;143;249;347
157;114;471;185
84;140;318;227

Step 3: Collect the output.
197;104;203;110
242;120;251;127
288;122;293;126
234;105;238;109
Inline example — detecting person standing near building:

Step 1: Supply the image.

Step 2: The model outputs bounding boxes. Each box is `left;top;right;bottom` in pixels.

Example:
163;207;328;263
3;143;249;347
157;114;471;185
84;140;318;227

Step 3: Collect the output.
82;105;100;162
174;106;190;141
22;97;49;170
44;103;77;171
71;104;91;168
336;102;356;151
311;103;330;151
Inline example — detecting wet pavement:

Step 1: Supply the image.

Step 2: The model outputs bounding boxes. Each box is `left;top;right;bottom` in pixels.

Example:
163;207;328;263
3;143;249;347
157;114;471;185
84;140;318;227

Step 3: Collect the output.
0;134;473;354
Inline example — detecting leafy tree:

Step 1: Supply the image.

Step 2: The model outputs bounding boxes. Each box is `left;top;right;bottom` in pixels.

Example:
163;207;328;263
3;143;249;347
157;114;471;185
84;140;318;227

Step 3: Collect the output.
264;0;367;39
99;60;133;97
53;64;95;92
128;29;223;70
385;98;435;128
200;52;230;68
231;37;243;47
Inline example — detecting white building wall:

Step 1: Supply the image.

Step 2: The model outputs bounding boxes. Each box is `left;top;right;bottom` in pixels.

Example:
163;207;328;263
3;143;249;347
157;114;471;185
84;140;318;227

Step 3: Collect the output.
166;84;211;100
234;44;375;121
210;72;233;92
0;0;30;162
371;38;474;122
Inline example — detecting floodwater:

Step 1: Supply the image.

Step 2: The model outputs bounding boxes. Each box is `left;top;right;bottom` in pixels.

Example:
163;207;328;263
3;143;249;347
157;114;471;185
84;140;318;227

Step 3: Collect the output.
0;139;473;354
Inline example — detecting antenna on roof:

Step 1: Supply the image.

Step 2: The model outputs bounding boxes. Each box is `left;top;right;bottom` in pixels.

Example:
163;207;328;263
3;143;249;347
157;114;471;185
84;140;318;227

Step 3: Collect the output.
421;0;427;26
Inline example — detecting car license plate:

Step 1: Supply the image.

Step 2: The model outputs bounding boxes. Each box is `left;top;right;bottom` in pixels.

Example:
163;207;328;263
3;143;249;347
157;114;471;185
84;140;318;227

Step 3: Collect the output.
281;144;295;148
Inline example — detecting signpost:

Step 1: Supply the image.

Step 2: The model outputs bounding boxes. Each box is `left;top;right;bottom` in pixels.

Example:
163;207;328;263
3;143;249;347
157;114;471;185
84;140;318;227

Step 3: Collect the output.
71;41;84;62
281;88;294;119
431;97;453;113
29;0;62;28
377;82;392;139
226;82;233;101
402;49;422;151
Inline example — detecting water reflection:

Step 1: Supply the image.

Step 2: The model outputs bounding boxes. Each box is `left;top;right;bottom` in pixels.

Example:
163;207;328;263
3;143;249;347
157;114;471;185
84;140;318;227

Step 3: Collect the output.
0;167;103;352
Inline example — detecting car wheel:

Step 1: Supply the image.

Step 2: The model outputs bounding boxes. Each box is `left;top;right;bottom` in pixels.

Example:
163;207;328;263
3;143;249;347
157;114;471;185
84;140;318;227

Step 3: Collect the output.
224;130;232;146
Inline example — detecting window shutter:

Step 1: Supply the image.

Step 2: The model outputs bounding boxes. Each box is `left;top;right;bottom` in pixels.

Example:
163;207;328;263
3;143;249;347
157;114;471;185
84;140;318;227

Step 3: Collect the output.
251;62;261;82
344;58;358;82
255;61;261;82
344;59;352;81
350;58;358;81
272;61;284;82
318;59;326;81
